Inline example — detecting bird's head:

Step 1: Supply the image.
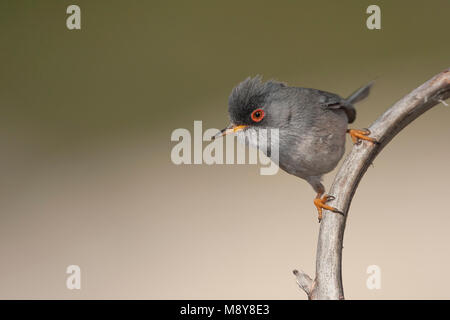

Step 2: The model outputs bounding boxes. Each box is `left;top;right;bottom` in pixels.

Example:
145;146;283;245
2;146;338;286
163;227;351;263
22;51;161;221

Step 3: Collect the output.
216;76;286;138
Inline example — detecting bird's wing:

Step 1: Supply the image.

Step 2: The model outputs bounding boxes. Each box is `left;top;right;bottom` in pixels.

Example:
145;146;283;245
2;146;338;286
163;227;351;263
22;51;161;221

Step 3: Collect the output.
315;90;356;123
316;90;346;109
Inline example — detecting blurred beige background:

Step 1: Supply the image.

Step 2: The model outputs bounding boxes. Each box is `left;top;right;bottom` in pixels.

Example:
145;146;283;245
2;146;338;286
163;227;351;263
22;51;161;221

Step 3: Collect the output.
0;0;449;299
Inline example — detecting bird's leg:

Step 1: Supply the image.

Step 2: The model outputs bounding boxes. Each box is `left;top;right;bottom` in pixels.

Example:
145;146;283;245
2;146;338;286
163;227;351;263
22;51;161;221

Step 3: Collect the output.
347;128;378;144
314;193;343;223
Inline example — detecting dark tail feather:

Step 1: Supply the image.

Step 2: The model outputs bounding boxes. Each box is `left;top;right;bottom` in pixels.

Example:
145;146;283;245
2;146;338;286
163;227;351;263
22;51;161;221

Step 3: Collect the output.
346;81;374;104
343;81;374;123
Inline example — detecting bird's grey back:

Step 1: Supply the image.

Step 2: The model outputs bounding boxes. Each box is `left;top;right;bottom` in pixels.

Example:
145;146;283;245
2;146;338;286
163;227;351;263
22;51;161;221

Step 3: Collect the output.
267;86;345;131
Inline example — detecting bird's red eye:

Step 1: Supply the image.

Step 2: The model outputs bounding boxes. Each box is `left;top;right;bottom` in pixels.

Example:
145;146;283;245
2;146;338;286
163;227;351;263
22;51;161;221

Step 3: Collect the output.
251;108;265;122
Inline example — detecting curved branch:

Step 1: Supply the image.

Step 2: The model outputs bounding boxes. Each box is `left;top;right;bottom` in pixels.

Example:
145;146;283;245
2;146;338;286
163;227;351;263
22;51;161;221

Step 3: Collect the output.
294;68;450;300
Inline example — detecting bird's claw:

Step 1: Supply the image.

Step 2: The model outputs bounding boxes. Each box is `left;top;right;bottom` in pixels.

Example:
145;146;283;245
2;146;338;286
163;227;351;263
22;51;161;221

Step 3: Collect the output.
347;128;379;145
314;193;344;223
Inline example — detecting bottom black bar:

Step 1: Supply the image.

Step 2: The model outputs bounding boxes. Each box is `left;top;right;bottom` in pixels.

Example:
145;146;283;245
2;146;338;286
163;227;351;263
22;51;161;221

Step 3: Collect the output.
1;300;447;318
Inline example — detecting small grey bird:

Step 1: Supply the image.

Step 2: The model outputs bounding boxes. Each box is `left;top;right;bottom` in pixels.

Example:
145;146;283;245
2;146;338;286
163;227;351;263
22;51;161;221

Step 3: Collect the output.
216;76;377;222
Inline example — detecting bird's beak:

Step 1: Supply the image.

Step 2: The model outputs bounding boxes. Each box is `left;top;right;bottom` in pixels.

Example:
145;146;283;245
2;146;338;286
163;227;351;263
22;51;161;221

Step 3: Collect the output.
212;124;248;140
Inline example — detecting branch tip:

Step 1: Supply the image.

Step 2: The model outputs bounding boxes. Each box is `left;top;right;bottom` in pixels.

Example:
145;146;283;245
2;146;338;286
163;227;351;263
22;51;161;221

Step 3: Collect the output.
293;269;313;295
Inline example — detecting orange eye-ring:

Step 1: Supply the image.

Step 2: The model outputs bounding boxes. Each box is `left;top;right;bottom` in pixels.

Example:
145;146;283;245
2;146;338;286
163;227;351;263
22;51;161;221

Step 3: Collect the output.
251;108;265;122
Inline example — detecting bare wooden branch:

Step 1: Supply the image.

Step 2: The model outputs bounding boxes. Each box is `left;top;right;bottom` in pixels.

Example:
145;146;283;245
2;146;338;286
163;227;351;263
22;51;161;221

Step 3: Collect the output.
294;69;450;299
293;269;313;298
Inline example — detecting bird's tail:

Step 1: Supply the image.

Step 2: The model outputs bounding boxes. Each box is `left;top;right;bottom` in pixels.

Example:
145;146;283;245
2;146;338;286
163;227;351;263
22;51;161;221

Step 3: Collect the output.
346;81;374;105
343;81;374;124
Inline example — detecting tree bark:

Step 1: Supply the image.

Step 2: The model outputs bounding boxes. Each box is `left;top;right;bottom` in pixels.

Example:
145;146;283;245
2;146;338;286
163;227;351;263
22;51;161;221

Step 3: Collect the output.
294;68;450;300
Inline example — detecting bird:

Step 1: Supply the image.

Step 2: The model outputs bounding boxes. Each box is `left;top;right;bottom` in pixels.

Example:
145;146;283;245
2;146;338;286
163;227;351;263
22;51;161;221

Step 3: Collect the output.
215;76;377;222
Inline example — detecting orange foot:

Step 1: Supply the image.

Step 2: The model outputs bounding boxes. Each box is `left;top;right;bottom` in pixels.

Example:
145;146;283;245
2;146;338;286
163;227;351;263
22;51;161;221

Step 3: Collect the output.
347;128;378;144
313;194;343;223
